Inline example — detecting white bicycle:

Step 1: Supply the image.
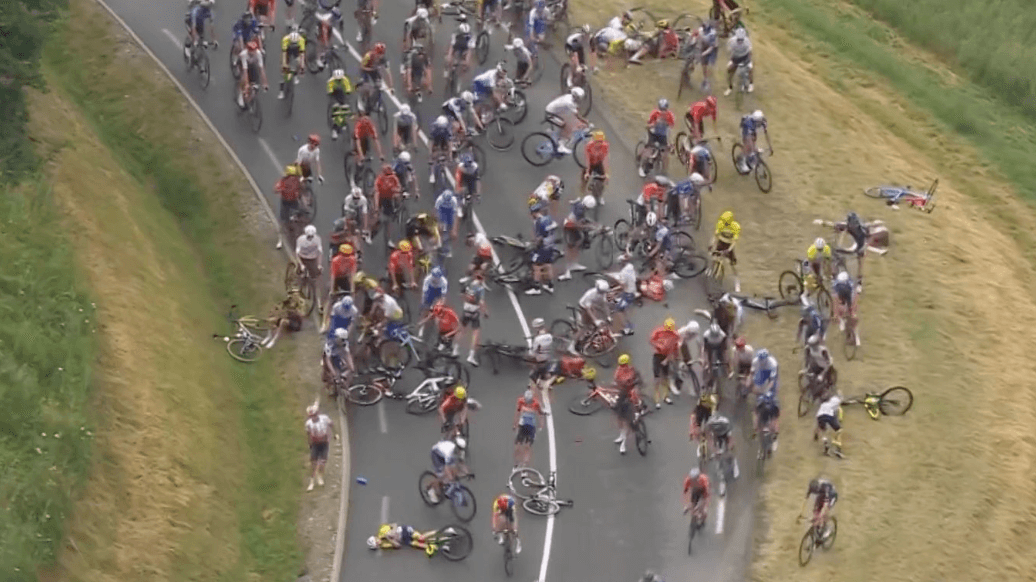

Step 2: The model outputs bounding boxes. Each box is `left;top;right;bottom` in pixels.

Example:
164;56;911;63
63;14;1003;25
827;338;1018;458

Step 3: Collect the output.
402;362;474;415
507;467;573;516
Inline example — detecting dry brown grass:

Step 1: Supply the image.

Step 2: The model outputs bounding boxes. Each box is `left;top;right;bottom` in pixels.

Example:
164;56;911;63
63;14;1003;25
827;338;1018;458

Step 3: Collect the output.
570;1;1036;580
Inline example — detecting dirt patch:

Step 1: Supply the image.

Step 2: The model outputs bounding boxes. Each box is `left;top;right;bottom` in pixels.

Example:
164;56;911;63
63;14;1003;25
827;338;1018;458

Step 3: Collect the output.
569;1;1036;580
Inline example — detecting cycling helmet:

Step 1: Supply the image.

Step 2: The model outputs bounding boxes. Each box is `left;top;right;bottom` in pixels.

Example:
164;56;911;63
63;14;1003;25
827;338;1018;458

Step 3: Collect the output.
398;151;411;164
657;19;669;28
645;212;658;227
459;153;475;167
658;98;669;110
510;38;524;49
720;210;734;222
431;266;444;278
752;109;765;122
434;115;449;127
595;279;609;293
339;243;354;254
336;294;354;309
581;194;596;209
535;0;545;9
459;22;470;34
524;389;535;403
662;279;674;292
690;173;706;187
735;28;746;40
690;145;706;158
684;320;699;335
642;571;660;582
416;7;429;19
398;103;411;116
809;478;820;491
288;31;301;44
440;189;456;201
706;95;717;111
308;133;321;145
806;334;820;346
570;86;585;99
847;211;861;225
241;11;253;21
461;90;475;103
304;224;317;236
531;317;545;328
582;23;591;35
285;164;299;176
836;271;849;283
663;317;676;331
374;42;386;54
814;237;826;250
581;366;597;380
618;353;631;365
734;336;746;348
381;163;394;175
334;327;349;341
756;348;770;361
454;386;467;400
654;175;673;187
592;130;605;141
332;68;345;80
398;240;412;252
367;536;379;550
246;39;260;51
688;467;701;480
349;185;363;197
454;435;467;449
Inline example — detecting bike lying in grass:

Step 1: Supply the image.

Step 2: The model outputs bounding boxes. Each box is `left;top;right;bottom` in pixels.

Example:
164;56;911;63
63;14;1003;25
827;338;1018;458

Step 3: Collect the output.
863;178;936;213
213;306;269;362
843;386;913;419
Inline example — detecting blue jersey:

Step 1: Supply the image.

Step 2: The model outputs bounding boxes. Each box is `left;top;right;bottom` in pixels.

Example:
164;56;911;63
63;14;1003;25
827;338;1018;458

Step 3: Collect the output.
189;5;213;25
653;224;673;250
802;307;823;336
430;124;453;142
570;199;588;221
534;215;557;239
740;115;766;137
233;18;261;42
435;192;457;224
672;178;699;198
392;159;412;183
444;97;466;115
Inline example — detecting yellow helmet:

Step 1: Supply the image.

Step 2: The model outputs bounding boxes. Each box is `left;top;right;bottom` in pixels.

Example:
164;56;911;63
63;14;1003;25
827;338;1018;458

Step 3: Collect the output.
378;524;392;538
581;366;597;381
664;318;676;331
656;19;669;28
699;393;717;408
592;130;605;142
454;386;467;400
720;211;734;223
339;243;354;254
399;240;412;252
618;354;631;365
353;271;368;284
285;164;299;176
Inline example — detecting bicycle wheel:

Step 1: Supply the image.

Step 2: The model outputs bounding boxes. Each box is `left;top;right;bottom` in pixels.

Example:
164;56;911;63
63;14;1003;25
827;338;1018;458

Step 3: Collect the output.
821;517;837;551
305;43;321;73
567;392;603;415
508;467;546;500
578;83;592;116
476;31;490;64
572;136;588;168
426;354;471;386
863;186;888;199
450;484;477;522
634;419;649;456
558;63;571;93
487;117;516;151
594;233;616;270
230;46;242;79
444;68;459;99
438;524;474;561
227;337;262;362
506;88;528;124
778;271;802;299
730;143;749;175
378;340;413;370
675;132;691;166
284;261;302;290
878;386;913;416
359;167;376;195
521;132;556;166
300;278;317;317
549;319;577;354
843;328;858;361
673;253;708;279
797;390;813;418
405;392;439;415
612;219;632;253
377;102;389;135
688;517;695;554
816;288;833;319
798;528;816;566
249;95;263;133
419;470;445;506
523;497;561;516
347;382;384;405
754;159;773;193
198;50;211;89
503;535;515;576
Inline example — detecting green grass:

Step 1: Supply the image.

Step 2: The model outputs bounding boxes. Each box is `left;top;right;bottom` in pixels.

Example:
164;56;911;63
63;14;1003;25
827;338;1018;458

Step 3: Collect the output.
757;0;1036;200
844;0;1036;118
0;181;95;580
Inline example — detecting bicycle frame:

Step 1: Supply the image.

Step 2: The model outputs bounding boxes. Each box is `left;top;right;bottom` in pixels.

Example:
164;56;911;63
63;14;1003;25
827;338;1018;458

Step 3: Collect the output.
403;375;453;408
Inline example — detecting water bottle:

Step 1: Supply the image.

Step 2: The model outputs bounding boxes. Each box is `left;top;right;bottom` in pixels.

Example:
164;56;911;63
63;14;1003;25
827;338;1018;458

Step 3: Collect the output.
356;476;368;485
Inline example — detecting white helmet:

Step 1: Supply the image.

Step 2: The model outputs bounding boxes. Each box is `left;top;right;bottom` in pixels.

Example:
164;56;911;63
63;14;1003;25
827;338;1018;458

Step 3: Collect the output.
399;151;411;163
645;211;658;227
684;320;700;335
350;186;363;197
332;68;345;80
455;436;467;449
582;23;591;34
416;7;428;18
595;279;609;293
662;279;674;292
334;327;349;340
304;224;317;236
735;28;747;40
461;91;475;103
366;536;378;550
531;317;545;328
570;86;585;99
836;271;849;283
288;31;301;44
334;295;354;311
690;173;706;186
690;145;706;157
581;195;597;209
752;109;765;122
399;103;411;116
459;23;470;34
511;38;524;49
434;115;448;127
814;237;826;249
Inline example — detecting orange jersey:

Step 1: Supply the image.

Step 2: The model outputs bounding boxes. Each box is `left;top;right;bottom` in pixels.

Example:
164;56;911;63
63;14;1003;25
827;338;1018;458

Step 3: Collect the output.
388;250;414;274
276;175;301;202
434;306;460;335
354;117;377;139
648;109;675;129
689;101;716;125
650;327;681;356
440;394;465;415
585;140;609;166
683;473;710;495
641;182;666;204
375;173;401;199
614;364;638;389
330;253;357;279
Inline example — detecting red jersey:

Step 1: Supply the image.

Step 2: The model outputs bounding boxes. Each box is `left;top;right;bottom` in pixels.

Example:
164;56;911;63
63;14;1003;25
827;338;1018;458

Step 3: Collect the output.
440;394;465;415
434;306;460;335
641;182;666;204
683;473;711;495
249;0;275;15
354;117;377;139
516;396;543;416
614;364;639;390
330;253;357;279
648;109;675;130
689;101;716;125
650;327;681;356
585;140;609;166
642;274;666;301
659;29;680;56
375;173;401;200
275;175;301;202
387;249;413;274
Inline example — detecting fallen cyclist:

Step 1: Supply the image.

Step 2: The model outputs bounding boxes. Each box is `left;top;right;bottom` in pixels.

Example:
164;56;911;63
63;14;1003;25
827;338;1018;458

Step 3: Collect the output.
367;523;438;555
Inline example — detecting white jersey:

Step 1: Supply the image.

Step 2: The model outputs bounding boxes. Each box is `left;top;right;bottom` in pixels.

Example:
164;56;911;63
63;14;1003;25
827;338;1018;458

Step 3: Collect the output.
472;232;491;254
817;396;842;418
546;94;578;116
305;414;333;441
295;233;323;260
612;263;637;294
727;36;753;59
677;321;700;341
597;25;626;44
432;440;457;462
379;294;404;320
296;144;321;166
533;177;561;201
578;287;606;311
343;194;368;214
529;331;553;359
473;69;496;87
240;48;263;66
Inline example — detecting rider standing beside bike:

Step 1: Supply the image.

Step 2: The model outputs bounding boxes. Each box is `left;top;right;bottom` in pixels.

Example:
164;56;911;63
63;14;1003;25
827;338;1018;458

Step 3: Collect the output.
513;390;544;468
304;402;336;491
557;195;597;281
711;210;741;291
524;201;559;296
458;274;488;367
613;353;644;455
582;130;610;195
649;318;682;408
642;99;675;176
387;240;417;293
274;165;302;250
723;28;752;95
439;385;470;437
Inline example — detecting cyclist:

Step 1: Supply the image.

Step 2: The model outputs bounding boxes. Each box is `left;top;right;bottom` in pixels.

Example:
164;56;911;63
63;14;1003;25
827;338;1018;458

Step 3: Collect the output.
342;186;371;244
526;318;554;396
711;210;741;292
428;115;454;167
458;273;488;367
310;6;344;70
405;212;441;255
274;164;302;250
304;403;335;491
832;271;858;337
799;478;838;540
703;413;739;481
557;195;597;281
806;236;833;284
417;266;449;337
701;320;727;382
695;20;718;91
641;98;675;176
446;22;473;75
531;174;564;218
814;212;885;287
668;173;707;226
732;336;755;397
544;87;588;155
434;189;459;256
248;0;276;28
688;144;714;186
402;7;432;52
387;239;416;294
513;389;544;468
263;287;306;348
491;493;521;554
649;317;682;408
296;134;324;183
677;319;699;370
526;0;549;47
327;69;354;141
353;0;378;42
571;278;611;350
582;130;610;195
803;333;835;396
814;392;843;454
329;243;357;299
689;392;717;453
353;112;384;168
713;293;742;347
418;300;461;355
564;25;595;82
391;106;418;154
503;37;534;86
326;291;357;338
278;28;306;100
724;27;753;95
524;201;558;296
685;95;718;143
454;153;481;205
751;350;780;448
471;64;507;119
438;385;469;437
461;231;494;283
634;175;669;225
185;0;217;54
682;467;711;521
642;211;679;275
797;301;826;346
230;12;261;66
428;437;463;502
295;224;324;300
392;150;418;200
479;0;502;28
353;271;381;317
402;43;432;102
370;288;407;343
236;39;268;110
368;523;434;552
736;109;772;174
614;353;644;454
374;164;403;240
322;327;354;390
360;42;392;89
601;261;637;336
443;91;482;136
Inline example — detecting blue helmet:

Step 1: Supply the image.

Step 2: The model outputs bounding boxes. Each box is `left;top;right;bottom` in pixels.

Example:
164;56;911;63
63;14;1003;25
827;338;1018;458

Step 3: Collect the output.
459;153;475;167
431;266;445;278
756;348;770;361
535;0;545;8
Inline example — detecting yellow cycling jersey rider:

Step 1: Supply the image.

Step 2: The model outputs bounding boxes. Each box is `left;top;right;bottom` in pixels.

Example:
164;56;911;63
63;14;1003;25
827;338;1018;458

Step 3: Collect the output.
714;211;741;244
327;74;354;95
806;238;832;262
281;32;305;53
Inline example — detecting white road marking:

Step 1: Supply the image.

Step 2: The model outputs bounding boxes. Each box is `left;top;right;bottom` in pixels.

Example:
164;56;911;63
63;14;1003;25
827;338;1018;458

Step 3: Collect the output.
341;38;547;579
258;138;284;173
380;495;389;523
377;399;388;434
715;497;726;535
161;28;181;50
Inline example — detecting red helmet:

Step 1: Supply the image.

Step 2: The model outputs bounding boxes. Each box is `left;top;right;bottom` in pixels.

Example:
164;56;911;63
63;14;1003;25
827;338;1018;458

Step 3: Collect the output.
374;42;386;54
246;39;260;51
381;164;393;175
308;133;321;146
735;336;746;348
706;95;717;112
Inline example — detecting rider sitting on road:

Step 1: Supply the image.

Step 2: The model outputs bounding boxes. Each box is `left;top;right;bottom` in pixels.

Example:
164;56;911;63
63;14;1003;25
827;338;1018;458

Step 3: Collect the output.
544;87;588;155
682;467;711;519
732;336;755;395
558;195;598;281
524;200;559;296
724;27;753;95
492;493;521;554
262;287;306;348
642;98;675;176
438;385;470;437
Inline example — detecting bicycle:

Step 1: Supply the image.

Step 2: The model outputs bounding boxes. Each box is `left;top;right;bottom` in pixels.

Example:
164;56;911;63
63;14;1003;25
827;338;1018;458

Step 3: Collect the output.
280;65;302;117
756;425;775;475
674;134;719;187
798;514;837;566
507;467;574;516
213;306;269;362
567;383;621;415
182;35;212;89
475;108;517;152
284;260;318;317
418;470;477;522
724;292;801;321
368;523;474;560
732;60;751;108
562;221;617;270
501;528;518;576
731;142;772;193
797;366;837;417
343;151;377;193
864;178;936;213
778;260;833;318
703;249;734;295
500;78;528;124
842;311;860;361
401;360;471;415
842;386;913;420
558;62;592;116
631;406;651;456
550;305;619;360
343;366;405;406
442;60;468;100
237;82;263;133
520;120;593;168
634;138;672;178
684;502;707;554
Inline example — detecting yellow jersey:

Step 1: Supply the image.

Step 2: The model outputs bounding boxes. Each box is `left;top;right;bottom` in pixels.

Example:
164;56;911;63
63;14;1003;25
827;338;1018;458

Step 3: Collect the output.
327;76;354;95
715;219;741;243
281;34;305;53
806;243;832;262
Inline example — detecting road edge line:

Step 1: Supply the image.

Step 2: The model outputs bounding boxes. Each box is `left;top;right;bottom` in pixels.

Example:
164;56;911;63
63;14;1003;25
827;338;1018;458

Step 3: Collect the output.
87;3;353;581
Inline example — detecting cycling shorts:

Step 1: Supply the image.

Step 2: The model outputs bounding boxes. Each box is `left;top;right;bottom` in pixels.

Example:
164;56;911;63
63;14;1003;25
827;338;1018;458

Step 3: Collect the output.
756;401;780;424
565;43;585;65
694;404;712;428
437;207;456;229
473;79;493;99
531;245;557;265
816;414;840;432
516;423;536;444
614;291;635;312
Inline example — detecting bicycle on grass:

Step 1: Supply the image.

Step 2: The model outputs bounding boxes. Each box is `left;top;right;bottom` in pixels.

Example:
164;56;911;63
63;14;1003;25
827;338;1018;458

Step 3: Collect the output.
558;62;592;116
732;60;751;108
842;386;913;419
284;259;318;317
675;134;719;186
731;141;772;193
213;306;268;362
798;514;837;566
507;467;574;516
778;259;833;318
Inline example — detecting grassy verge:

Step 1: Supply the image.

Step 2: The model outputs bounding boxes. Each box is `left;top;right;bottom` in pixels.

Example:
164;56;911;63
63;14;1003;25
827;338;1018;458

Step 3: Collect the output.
7;0;308;579
0;181;95;580
571;1;1036;580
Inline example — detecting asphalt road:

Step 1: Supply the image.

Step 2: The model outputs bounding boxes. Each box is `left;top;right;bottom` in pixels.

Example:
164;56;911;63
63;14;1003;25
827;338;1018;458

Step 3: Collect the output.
102;1;760;580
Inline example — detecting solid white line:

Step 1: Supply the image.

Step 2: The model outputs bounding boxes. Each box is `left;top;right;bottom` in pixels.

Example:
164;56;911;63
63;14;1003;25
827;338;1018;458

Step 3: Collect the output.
258;138;285;173
380;495;390;523
161;28;181;49
377;399;388;434
715;497;726;535
342;38;548;579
